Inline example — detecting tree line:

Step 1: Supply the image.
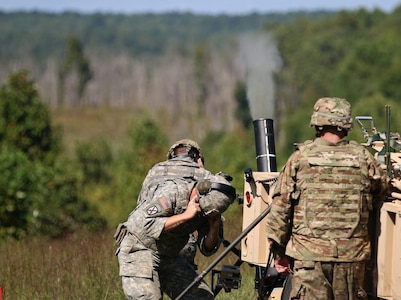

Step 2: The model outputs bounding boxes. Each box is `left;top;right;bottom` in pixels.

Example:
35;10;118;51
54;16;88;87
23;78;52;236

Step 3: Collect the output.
0;10;331;61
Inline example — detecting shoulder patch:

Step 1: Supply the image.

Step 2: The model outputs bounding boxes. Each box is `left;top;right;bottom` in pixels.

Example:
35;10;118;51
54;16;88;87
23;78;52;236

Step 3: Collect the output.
144;196;173;217
146;205;160;216
158;196;171;210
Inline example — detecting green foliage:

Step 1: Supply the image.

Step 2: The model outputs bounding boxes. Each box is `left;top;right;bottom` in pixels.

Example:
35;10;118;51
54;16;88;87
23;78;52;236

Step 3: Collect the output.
202;127;256;193
30;159;106;237
0;147;34;238
58;36;93;105
85;114;169;226
0;70;61;163
0;11;332;62
120;114;168;210
75;137;112;183
0;147;106;240
127;114;168;159
281;102;316;156
193;42;211;116
272;7;401;156
0;71;105;241
349;94;401;143
233;80;252;130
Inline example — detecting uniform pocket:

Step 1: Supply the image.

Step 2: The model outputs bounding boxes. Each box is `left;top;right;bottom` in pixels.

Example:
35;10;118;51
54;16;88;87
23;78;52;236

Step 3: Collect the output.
118;249;153;278
294;260;315;270
290;260;315;299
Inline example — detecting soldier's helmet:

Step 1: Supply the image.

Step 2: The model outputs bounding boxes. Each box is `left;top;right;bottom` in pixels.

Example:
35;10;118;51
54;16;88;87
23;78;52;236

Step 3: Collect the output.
310;97;353;130
167;139;204;163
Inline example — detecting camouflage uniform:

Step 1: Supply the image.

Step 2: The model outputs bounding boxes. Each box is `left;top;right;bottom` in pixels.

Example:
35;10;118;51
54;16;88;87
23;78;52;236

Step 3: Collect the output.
266;98;388;299
117;154;234;300
179;232;198;269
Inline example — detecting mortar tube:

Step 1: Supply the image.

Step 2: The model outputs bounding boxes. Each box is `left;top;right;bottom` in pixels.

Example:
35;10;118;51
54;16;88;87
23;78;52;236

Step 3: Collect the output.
253;118;277;172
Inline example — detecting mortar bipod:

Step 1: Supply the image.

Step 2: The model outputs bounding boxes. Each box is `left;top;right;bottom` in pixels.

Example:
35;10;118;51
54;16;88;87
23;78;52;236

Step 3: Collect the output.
174;205;272;300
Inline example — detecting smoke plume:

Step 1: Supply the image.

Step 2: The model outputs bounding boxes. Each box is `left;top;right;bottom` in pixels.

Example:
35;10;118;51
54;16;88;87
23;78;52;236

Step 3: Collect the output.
236;33;282;120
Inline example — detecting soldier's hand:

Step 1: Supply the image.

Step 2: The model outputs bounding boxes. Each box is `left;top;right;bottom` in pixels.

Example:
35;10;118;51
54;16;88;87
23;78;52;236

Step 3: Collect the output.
274;256;291;274
185;187;201;218
391;178;401;191
190;186;200;203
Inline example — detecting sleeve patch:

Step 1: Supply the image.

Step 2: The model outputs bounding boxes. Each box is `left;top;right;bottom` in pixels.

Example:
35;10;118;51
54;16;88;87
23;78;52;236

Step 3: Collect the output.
146;205;160;215
158;196;171;210
145;196;173;217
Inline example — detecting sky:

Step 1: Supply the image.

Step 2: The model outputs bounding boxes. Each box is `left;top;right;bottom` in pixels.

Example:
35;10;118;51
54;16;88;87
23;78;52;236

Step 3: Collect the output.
0;0;400;15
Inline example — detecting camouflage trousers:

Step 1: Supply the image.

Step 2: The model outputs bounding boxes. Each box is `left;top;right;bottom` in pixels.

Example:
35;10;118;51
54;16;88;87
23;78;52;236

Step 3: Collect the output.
120;254;213;300
290;260;368;300
159;255;213;299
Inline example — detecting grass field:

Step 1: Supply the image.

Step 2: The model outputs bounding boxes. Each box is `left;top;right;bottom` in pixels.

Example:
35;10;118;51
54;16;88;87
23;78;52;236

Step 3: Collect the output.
51;107;138;157
0;210;260;299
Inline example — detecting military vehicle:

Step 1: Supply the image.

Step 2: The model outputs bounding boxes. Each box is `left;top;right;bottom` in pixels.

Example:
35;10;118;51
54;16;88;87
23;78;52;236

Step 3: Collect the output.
241;110;401;300
177;109;401;300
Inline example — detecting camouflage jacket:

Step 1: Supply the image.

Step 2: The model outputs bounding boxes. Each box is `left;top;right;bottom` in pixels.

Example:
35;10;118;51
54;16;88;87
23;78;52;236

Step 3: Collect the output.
124;157;231;257
136;156;211;207
266;137;387;262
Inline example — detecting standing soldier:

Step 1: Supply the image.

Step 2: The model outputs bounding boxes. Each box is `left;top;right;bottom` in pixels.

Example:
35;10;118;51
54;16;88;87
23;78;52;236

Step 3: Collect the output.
266;98;388;299
115;139;235;299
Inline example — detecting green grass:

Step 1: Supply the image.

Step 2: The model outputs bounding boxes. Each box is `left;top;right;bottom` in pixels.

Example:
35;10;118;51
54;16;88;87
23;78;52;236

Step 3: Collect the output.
0;230;125;299
0;211;260;299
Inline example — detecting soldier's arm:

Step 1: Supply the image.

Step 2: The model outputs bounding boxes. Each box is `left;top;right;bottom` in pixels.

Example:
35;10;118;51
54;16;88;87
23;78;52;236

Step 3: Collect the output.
202;214;222;252
163;187;200;231
266;151;299;247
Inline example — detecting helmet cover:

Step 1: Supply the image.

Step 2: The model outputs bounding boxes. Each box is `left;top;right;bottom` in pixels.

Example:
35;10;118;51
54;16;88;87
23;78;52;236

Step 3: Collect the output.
310;97;353;130
166;139;204;162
